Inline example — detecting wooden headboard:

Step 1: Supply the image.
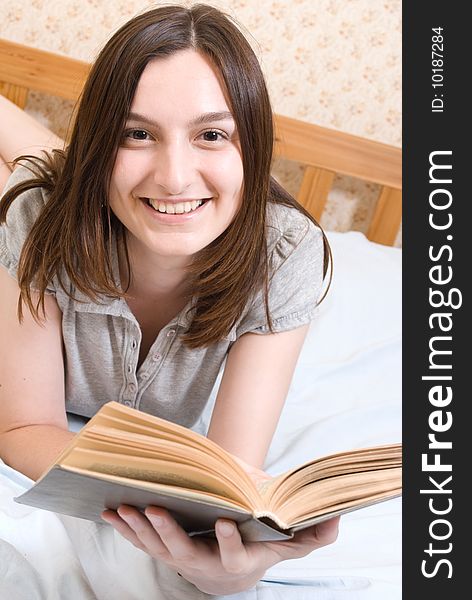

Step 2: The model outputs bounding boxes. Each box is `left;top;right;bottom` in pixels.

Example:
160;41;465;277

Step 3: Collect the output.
0;38;401;246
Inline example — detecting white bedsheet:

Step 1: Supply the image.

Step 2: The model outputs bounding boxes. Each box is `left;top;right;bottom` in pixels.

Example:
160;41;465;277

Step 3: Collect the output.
0;231;401;599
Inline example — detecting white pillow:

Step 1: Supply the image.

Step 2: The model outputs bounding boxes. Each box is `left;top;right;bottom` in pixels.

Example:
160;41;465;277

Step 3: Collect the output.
306;230;401;363
265;231;402;469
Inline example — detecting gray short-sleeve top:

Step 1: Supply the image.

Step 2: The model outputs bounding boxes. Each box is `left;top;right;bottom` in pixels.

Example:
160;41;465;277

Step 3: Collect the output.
0;165;325;427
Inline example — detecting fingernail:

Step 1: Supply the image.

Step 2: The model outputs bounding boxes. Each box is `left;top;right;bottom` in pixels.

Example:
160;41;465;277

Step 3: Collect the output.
218;522;234;538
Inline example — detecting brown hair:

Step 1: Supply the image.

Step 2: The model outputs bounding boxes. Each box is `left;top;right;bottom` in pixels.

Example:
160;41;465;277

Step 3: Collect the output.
0;3;331;348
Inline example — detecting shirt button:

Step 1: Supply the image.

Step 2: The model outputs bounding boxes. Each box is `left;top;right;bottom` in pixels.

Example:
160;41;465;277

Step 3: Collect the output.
141;372;149;380
127;364;133;373
123;400;132;407
128;383;136;392
166;329;176;337
152;353;162;362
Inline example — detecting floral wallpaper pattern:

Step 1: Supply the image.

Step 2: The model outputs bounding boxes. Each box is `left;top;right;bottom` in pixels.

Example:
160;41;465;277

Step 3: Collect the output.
1;0;401;244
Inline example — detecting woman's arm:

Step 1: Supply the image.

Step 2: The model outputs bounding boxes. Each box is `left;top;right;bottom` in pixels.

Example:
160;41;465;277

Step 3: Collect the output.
0;95;65;164
0;266;74;480
0;95;65;191
207;324;310;469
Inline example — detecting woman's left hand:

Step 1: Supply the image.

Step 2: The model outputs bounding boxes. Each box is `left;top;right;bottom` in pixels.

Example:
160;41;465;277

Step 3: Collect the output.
101;505;340;595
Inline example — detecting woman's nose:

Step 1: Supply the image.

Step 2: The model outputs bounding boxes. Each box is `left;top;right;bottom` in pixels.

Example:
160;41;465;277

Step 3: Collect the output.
153;141;194;195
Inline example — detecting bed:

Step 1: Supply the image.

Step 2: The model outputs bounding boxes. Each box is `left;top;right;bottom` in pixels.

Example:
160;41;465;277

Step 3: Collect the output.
0;39;402;600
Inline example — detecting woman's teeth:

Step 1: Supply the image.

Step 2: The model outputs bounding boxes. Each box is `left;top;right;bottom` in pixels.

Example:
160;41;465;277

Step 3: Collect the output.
147;199;204;214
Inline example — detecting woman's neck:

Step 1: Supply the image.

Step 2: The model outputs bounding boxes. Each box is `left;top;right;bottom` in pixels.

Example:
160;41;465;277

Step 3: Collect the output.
118;233;192;301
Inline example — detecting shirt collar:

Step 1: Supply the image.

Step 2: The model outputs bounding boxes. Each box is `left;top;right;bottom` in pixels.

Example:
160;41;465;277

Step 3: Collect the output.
69;234;196;331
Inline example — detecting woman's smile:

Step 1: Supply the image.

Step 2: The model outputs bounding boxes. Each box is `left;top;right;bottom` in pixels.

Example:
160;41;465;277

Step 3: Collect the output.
139;195;212;223
145;197;207;214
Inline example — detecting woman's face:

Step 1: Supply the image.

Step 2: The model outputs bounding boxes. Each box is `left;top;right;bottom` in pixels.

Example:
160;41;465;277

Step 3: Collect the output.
109;49;244;261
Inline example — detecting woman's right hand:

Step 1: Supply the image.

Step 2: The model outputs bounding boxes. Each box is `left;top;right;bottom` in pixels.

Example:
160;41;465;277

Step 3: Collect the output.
102;505;340;596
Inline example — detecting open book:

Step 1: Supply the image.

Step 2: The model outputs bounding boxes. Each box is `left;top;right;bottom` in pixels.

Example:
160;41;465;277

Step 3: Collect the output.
15;401;402;542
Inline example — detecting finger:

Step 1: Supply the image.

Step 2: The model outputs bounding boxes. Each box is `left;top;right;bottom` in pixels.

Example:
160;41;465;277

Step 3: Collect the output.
264;516;341;562
312;516;340;545
215;520;249;575
284;517;339;557
116;505;172;561
144;507;201;563
101;509;148;552
292;516;340;548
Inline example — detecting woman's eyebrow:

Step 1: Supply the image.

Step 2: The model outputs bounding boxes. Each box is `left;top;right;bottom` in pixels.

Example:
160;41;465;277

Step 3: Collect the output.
127;111;234;127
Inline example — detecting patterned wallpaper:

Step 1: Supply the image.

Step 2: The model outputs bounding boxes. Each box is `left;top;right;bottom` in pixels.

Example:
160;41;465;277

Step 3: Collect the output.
0;0;401;244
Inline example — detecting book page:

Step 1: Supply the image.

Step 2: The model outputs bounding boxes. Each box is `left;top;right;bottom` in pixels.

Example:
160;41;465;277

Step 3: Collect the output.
258;443;402;504
61;463;253;513
270;468;402;525
87;403;254;481
64;446;257;507
58;403;265;511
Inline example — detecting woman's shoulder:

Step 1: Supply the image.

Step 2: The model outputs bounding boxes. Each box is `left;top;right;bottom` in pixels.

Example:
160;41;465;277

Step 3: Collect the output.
1;161;48;219
0;162;49;279
266;201;323;267
231;202;325;338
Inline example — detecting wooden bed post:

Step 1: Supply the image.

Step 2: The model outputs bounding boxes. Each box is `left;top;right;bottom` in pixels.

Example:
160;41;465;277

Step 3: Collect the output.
297;166;335;222
367;186;402;246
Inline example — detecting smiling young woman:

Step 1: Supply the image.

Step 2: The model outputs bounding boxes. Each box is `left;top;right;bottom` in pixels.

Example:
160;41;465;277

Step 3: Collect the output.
0;4;336;596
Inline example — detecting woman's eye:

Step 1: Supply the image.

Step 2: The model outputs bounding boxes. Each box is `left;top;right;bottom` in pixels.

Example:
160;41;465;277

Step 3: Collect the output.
124;129;151;141
201;130;226;142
